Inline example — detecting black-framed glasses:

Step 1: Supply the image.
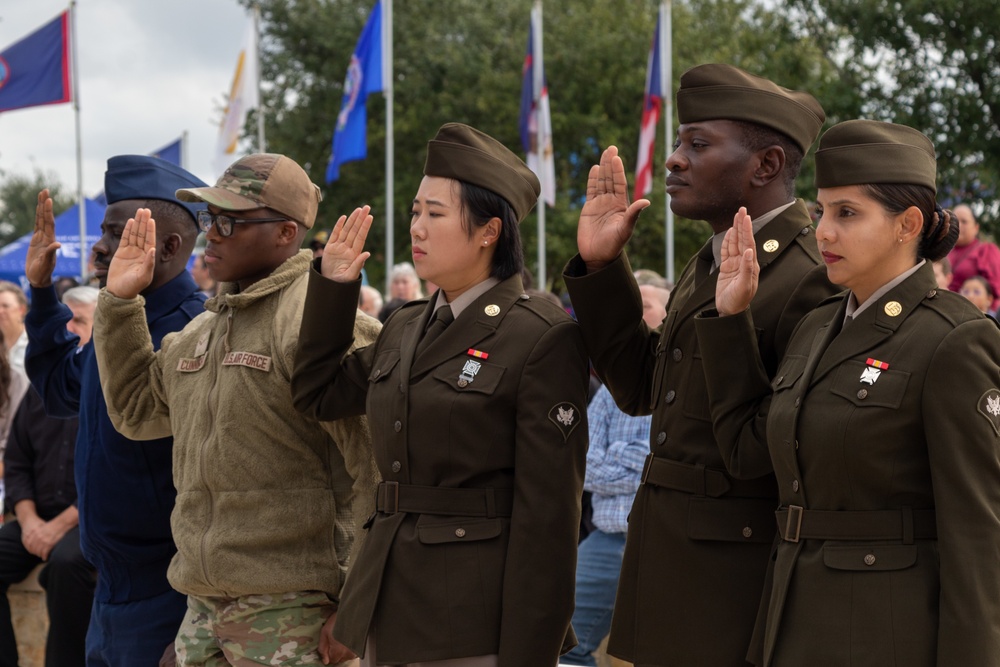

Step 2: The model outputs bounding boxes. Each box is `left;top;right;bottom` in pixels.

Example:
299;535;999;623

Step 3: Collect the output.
196;210;288;237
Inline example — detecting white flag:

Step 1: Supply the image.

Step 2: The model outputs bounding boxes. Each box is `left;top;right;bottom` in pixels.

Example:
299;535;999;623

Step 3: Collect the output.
519;5;556;206
214;18;259;174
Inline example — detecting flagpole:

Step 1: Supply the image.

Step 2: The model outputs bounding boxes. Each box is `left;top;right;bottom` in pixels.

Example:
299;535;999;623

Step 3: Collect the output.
254;4;266;152
69;0;86;281
661;0;674;283
384;0;394;295
181;130;189;170
532;0;546;289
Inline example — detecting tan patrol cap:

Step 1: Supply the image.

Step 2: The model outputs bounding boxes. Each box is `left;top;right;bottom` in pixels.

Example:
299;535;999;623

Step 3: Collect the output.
176;153;322;228
676;63;825;152
814;120;937;192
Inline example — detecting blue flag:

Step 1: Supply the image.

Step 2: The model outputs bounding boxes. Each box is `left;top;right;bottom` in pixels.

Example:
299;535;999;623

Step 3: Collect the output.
326;1;384;183
0;12;72;113
151;137;183;167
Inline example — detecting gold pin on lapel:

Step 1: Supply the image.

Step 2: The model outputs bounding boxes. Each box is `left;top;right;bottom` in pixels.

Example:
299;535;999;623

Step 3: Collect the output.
884;301;902;317
763;240;779;253
484;304;500;316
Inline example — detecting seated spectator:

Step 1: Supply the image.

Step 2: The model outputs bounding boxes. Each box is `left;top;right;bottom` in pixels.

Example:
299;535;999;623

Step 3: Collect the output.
0;284;27;375
932;257;952;290
947;204;1000;310
377;262;424;322
358;285;383;319
0;291;95;667
960;275;996;316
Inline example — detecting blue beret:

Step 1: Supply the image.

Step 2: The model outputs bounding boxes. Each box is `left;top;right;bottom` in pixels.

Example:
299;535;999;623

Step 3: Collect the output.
104;155;208;225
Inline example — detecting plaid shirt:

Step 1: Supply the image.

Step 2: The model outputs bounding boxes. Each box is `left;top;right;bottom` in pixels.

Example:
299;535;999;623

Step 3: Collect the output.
585;384;651;534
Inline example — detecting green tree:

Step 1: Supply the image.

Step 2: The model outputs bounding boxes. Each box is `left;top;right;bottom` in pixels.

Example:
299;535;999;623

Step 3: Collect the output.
248;0;846;289
0;169;74;248
785;0;1000;234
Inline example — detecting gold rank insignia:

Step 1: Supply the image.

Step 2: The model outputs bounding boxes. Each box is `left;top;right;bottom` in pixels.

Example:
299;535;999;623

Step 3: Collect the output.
884;301;902;316
762;239;779;253
484;304;500;316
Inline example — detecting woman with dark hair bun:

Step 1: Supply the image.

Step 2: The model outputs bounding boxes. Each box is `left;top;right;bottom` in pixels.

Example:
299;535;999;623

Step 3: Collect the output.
292;123;588;667
694;120;1000;666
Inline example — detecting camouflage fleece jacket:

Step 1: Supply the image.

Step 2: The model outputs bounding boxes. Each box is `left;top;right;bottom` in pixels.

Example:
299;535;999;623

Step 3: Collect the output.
93;250;380;599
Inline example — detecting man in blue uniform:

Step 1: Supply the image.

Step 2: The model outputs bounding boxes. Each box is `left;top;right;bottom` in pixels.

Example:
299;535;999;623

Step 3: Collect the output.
25;156;207;666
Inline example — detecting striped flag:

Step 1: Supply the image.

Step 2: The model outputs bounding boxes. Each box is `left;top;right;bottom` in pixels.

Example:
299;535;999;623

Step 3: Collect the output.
634;13;664;200
519;5;555;206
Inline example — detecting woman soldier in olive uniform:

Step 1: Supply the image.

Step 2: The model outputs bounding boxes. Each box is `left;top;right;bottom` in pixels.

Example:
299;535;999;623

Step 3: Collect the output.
695;120;1000;666
292;123;589;667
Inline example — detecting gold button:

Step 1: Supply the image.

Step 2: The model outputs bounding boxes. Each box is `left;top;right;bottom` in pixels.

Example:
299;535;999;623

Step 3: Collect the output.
455;528;466;538
857;388;868;399
485;304;500;316
742;526;753;539
864;553;876;566
884;301;902;317
763;239;780;253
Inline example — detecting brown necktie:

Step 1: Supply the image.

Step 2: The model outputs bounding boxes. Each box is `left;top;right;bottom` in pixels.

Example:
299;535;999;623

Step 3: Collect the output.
416;306;454;356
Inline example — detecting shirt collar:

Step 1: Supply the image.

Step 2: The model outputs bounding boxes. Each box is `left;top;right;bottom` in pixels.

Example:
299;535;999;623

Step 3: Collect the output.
845;260;926;322
430;277;501;320
711;200;797;272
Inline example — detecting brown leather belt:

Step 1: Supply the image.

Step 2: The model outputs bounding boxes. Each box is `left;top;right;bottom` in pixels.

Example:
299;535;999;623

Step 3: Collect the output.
376;481;514;518
640;454;774;498
776;505;937;543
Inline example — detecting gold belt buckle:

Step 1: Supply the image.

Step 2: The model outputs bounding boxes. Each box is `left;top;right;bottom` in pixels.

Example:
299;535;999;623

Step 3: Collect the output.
784;505;804;543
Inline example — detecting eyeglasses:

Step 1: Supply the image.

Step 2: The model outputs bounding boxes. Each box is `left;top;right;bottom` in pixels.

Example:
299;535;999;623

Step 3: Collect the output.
196;210;288;237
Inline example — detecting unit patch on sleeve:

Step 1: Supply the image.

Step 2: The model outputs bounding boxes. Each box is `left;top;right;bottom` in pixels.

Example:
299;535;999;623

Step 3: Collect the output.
977;389;1000;436
548;402;581;443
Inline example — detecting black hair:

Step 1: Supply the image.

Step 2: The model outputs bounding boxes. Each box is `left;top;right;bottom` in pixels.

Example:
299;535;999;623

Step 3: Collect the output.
457;181;524;281
733;121;803;196
859;183;958;261
144;199;198;239
963;274;996;300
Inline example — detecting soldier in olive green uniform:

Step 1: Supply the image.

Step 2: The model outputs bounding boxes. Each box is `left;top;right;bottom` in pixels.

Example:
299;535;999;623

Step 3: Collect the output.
563;65;836;666
292;124;589;667
696;120;1000;666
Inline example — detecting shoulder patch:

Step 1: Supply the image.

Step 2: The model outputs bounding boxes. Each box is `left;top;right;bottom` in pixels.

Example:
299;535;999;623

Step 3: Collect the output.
977;389;1000;436
548;402;581;442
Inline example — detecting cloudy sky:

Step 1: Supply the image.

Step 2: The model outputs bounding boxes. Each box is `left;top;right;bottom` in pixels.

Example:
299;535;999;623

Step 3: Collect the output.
1;0;252;196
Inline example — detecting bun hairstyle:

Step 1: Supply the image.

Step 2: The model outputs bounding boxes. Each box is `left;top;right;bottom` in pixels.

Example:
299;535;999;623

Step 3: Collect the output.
859;184;959;262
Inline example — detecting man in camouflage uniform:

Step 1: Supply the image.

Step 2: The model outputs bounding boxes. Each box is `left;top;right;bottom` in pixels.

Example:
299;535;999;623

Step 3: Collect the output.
91;153;379;666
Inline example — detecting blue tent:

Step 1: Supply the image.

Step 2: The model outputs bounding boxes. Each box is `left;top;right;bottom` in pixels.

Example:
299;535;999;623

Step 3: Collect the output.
0;198;106;287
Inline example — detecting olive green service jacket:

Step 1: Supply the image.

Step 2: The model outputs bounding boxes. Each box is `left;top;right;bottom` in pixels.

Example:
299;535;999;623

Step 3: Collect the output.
564;201;835;667
695;263;1000;666
292;268;589;667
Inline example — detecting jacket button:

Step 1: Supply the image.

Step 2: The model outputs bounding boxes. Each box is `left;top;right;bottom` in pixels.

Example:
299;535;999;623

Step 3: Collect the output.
794;397;801;407
776;375;784;385
391;461;401;473
792;480;799;492
664;390;676;404
455;528;466;538
742;526;753;539
394;420;402;432
373;369;381;379
656;431;666;445
672;348;683;361
857;388;868;399
864;553;876;566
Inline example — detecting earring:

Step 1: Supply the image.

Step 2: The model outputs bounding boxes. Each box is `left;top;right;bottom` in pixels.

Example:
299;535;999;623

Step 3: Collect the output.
483;241;488;246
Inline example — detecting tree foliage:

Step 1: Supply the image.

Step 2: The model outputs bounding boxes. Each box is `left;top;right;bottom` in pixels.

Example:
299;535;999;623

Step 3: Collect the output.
788;0;1000;233
247;0;848;289
0;169;74;247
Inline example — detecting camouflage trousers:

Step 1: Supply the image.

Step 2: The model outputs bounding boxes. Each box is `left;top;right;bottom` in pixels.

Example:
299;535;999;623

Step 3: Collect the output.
175;590;343;666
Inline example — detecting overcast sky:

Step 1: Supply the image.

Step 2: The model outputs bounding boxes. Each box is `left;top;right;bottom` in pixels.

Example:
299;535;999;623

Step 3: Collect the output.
0;0;252;196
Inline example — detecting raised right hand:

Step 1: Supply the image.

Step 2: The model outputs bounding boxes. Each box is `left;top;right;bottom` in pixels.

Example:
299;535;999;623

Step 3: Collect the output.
26;189;62;288
321;205;372;282
576;146;650;271
715;207;759;316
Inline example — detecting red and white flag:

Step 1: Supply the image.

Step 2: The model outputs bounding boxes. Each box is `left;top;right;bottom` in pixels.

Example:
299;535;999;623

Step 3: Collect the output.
634;14;664;200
